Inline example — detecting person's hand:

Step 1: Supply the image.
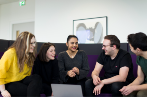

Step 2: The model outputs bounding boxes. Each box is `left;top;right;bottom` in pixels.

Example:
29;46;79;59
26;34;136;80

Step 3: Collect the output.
51;92;53;96
1;90;11;97
93;81;104;95
72;67;79;75
67;70;76;77
119;85;134;96
92;75;101;85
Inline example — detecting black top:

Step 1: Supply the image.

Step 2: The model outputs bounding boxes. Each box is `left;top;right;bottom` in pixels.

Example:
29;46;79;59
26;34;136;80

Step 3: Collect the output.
97;49;134;83
32;57;59;84
58;50;90;83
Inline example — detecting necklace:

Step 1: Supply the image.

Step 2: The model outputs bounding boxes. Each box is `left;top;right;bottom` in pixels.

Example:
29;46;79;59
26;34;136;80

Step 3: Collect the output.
67;51;76;58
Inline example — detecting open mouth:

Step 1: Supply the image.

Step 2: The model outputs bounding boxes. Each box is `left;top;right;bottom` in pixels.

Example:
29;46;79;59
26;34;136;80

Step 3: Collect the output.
72;47;76;49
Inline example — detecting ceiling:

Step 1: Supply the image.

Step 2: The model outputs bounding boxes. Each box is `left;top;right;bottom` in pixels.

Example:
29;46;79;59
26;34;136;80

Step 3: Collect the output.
0;0;19;5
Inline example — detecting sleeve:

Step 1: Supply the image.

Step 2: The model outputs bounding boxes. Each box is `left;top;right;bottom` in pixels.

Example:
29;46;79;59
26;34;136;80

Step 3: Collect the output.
0;49;14;85
120;53;132;68
76;51;90;80
97;51;105;65
32;58;40;75
136;56;140;66
58;53;69;83
51;59;59;84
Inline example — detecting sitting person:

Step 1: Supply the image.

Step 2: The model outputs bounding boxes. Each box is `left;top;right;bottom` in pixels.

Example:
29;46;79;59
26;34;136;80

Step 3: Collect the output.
32;43;59;96
58;35;90;95
85;35;135;97
0;31;42;97
120;32;147;96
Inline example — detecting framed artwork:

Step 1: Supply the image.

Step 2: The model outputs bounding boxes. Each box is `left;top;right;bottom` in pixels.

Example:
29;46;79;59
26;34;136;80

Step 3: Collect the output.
73;16;107;44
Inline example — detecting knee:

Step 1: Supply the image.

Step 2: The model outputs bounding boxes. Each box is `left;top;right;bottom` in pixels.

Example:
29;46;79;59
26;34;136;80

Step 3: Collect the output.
111;82;123;93
85;79;92;87
85;79;93;89
31;74;42;82
137;90;147;97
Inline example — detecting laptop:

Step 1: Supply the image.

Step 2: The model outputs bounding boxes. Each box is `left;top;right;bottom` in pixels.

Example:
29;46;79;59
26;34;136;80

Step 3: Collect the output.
51;84;83;97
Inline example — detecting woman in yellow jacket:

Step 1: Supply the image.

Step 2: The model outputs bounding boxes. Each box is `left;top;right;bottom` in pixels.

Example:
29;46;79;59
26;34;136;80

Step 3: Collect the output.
0;32;42;97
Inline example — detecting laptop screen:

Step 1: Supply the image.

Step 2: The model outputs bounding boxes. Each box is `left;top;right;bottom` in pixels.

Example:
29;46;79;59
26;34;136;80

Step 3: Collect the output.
51;84;83;97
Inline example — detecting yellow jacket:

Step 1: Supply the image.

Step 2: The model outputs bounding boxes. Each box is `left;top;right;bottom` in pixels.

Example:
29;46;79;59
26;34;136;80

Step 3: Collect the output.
0;48;32;85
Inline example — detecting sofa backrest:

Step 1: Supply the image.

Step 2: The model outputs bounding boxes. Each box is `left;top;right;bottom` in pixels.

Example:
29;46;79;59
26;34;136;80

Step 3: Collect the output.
0;39;137;78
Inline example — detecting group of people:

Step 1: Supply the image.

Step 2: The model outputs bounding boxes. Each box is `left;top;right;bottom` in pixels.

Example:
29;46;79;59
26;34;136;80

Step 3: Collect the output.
0;31;147;97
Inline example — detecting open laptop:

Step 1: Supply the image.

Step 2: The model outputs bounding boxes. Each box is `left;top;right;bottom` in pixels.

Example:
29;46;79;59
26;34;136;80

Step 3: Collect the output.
51;84;83;97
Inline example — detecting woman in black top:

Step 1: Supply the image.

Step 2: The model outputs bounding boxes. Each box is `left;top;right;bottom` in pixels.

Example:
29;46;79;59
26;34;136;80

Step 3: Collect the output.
33;43;59;96
58;35;90;95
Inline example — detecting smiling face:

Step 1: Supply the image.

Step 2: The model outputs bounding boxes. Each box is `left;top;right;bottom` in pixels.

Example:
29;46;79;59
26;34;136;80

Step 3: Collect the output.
46;46;56;61
102;39;114;55
29;36;36;53
66;37;78;52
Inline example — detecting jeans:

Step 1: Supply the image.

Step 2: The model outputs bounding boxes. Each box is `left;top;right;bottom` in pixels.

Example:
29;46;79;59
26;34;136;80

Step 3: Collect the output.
124;90;147;97
42;83;52;96
5;74;42;97
85;77;130;97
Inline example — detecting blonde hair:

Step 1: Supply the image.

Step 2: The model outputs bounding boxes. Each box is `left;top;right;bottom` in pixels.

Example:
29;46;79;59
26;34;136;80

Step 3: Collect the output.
9;31;37;72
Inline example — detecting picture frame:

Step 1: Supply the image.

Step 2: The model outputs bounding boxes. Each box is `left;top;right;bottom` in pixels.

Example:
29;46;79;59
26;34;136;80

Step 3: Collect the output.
73;16;107;44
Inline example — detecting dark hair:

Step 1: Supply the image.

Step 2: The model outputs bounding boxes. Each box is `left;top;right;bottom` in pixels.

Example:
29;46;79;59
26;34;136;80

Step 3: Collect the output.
67;35;78;43
104;35;120;49
67;35;79;50
37;43;55;62
127;32;147;51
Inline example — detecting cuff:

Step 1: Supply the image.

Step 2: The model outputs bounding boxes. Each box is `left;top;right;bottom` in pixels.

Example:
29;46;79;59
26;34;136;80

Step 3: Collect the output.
0;79;5;85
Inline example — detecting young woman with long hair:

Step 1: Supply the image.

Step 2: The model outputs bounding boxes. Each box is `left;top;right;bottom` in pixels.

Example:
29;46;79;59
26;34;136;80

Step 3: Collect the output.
0;31;42;97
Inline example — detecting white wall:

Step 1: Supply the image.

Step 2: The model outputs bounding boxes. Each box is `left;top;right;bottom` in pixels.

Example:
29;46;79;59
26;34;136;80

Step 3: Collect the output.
35;0;147;43
0;6;1;35
12;22;34;40
0;0;35;40
0;0;147;43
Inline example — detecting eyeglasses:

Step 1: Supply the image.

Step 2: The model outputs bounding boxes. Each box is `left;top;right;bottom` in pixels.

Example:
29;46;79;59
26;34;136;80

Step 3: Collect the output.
102;45;111;48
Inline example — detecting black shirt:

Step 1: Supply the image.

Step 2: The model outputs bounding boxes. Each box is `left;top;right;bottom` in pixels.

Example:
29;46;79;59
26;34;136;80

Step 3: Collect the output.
32;57;59;84
58;50;90;83
97;49;134;83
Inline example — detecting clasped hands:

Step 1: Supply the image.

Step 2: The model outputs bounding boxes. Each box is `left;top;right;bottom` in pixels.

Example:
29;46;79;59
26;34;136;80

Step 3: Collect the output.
67;67;79;77
93;75;104;95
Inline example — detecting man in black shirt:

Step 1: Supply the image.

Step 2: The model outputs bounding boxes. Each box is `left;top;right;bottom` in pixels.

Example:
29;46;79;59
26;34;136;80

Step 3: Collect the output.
85;35;134;97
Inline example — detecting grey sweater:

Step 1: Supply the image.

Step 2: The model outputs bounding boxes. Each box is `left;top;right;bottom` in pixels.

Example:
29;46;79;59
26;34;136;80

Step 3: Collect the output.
58;50;90;83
